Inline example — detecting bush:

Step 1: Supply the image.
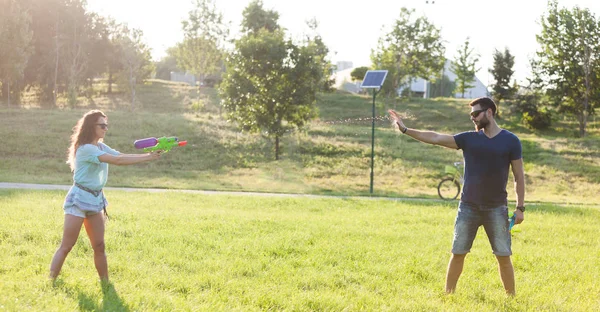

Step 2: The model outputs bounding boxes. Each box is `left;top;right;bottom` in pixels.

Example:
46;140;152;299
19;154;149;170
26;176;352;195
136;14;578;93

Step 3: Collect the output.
510;91;553;130
522;108;552;130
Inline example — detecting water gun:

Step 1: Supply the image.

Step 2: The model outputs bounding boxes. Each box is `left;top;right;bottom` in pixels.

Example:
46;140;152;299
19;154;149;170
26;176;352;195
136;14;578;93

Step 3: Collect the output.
508;211;516;231
134;137;187;153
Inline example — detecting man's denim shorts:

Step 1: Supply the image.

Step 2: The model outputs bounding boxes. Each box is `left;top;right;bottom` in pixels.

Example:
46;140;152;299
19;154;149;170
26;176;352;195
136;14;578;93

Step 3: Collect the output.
452;201;512;256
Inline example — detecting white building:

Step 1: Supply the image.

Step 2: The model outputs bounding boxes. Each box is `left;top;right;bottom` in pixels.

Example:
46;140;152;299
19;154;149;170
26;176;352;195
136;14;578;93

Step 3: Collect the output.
335;60;489;99
401;60;488;99
170;72;196;86
332;67;362;93
335;61;354;72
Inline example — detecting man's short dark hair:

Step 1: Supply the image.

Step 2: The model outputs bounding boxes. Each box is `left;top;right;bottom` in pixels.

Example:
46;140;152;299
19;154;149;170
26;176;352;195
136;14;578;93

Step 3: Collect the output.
469;97;497;116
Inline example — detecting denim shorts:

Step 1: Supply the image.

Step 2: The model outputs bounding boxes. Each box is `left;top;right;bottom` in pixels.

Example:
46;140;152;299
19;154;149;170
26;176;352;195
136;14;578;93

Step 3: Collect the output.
64;205;103;219
451;201;512;256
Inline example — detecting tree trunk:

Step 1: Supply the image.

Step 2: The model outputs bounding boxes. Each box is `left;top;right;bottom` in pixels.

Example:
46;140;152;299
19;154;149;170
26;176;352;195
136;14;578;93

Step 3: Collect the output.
13;80;21;105
53;15;60;108
579;112;586;138
107;69;113;94
130;65;136;110
580;32;591;138
394;53;402;97
275;135;280;160
1;81;7;104
7;81;10;108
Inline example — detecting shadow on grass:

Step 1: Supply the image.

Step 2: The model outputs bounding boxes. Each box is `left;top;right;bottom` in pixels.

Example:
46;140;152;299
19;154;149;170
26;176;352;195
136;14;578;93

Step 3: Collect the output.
54;279;130;311
521;139;600;184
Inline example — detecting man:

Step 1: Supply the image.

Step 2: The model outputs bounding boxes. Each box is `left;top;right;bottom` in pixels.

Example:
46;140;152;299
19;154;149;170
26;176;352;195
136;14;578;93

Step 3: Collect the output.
389;97;525;295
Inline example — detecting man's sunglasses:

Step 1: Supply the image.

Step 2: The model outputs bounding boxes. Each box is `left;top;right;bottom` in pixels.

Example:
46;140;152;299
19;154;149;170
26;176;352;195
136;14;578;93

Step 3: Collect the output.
470;109;488;118
96;123;109;130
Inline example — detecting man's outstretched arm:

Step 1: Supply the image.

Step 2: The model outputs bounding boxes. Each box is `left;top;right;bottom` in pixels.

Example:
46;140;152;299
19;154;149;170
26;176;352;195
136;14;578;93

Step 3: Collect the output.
389;109;458;149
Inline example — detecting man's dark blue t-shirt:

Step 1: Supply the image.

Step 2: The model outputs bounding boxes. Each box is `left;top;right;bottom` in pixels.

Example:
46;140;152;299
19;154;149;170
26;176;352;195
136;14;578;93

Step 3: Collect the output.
453;129;522;206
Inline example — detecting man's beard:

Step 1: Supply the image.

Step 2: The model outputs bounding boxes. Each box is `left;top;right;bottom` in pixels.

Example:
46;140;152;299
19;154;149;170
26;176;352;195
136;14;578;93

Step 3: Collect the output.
474;117;490;131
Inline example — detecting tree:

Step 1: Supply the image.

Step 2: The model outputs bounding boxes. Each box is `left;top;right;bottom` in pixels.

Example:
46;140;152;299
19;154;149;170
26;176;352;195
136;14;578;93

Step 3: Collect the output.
18;0;109;107
176;0;228;85
451;37;480;98
241;0;280;34
20;0;64;107
303;18;335;93
114;27;154;109
103;18;125;94
489;48;516;108
351;66;369;81
429;74;456;98
0;0;33;107
371;7;445;97
535;0;600;137
220;1;321;160
155;47;181;80
61;0;91;108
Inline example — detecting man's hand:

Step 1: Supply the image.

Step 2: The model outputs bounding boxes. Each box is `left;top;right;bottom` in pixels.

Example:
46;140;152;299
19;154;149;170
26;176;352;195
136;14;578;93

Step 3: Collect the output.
388;109;407;131
514;209;524;224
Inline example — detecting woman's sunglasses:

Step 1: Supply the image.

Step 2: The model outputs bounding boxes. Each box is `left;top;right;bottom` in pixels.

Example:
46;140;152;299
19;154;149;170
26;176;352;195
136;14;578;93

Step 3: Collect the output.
470;109;487;118
96;123;109;130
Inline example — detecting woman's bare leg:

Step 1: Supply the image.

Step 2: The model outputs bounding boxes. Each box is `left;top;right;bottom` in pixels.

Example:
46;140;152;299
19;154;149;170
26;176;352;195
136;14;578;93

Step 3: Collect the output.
49;214;84;280
84;212;108;281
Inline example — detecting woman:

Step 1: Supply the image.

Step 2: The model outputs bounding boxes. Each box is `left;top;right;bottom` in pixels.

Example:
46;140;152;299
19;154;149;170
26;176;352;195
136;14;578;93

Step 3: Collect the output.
49;110;161;282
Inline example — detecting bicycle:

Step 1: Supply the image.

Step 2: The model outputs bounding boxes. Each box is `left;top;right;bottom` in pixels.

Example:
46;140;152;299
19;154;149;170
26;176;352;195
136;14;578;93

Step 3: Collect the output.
437;161;464;200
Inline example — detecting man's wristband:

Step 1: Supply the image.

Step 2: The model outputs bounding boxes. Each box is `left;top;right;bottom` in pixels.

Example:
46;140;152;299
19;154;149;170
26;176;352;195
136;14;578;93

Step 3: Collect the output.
402;126;408;134
516;206;525;212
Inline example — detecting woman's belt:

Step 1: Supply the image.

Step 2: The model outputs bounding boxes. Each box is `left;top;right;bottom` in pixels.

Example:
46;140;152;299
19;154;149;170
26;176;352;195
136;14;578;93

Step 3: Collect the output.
74;183;103;197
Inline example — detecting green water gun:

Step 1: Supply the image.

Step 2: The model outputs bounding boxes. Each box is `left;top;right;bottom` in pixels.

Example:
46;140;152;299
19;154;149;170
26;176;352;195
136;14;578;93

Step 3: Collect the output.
134;137;187;153
508;211;516;231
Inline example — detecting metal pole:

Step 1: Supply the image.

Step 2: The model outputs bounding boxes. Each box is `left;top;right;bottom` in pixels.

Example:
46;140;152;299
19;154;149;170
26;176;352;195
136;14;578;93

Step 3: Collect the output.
369;89;377;194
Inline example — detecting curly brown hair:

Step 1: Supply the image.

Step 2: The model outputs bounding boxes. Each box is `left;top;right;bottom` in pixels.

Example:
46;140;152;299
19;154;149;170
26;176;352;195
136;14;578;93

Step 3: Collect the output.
66;110;107;171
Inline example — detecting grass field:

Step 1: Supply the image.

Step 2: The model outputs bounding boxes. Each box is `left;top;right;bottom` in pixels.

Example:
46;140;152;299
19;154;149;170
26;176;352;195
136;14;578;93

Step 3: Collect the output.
1;82;600;310
1;189;599;311
0;80;599;205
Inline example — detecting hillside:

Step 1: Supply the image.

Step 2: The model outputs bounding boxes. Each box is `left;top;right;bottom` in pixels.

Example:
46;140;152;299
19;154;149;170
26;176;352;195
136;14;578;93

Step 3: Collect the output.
0;79;598;204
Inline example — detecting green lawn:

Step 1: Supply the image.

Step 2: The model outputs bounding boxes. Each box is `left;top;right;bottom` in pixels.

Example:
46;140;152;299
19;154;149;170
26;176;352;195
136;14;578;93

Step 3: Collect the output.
1;190;599;311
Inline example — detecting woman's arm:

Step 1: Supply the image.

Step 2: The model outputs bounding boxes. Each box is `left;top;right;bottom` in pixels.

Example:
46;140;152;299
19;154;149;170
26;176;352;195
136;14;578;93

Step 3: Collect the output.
98;152;161;165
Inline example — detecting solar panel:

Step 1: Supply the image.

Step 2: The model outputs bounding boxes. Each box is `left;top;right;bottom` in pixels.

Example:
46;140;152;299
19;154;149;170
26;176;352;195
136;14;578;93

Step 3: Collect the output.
361;70;388;89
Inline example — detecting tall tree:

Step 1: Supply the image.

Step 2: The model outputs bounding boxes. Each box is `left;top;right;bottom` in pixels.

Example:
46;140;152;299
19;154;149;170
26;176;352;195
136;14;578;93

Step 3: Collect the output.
83;14;114;95
220;0;321;160
0;0;33;107
371;7;445;97
176;0;228;85
535;0;600;137
20;0;64;106
451;37;480;98
20;0;102;107
241;0;280;34
114;27;154;109
61;0;90;108
104;18;125;94
489;47;516;107
303;18;335;93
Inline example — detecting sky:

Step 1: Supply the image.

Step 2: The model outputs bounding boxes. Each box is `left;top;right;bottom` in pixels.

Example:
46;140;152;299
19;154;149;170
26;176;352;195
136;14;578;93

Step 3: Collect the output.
87;0;600;86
